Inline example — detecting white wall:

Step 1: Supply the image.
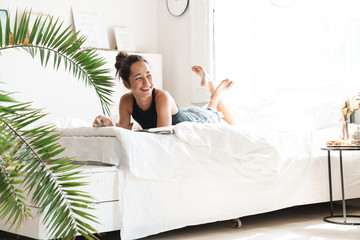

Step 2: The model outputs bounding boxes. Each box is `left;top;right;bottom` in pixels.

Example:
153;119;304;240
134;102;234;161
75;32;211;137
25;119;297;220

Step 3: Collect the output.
157;2;192;107
0;0;158;53
0;0;195;107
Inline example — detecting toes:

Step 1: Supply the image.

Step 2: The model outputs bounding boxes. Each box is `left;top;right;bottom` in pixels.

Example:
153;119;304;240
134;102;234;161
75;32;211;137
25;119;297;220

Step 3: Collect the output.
220;79;230;86
221;78;234;87
192;65;201;72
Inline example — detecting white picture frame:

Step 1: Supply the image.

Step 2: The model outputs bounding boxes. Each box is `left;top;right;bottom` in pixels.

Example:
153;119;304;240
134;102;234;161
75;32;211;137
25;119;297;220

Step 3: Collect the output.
0;9;7;39
72;7;110;49
114;27;136;52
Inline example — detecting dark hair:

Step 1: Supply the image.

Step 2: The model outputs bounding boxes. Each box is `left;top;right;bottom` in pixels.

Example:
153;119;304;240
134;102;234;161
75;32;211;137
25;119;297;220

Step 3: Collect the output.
115;51;148;85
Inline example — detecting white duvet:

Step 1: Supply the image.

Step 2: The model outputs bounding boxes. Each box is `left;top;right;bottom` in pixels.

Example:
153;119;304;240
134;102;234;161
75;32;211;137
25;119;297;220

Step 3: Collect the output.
59;123;284;240
60;122;281;183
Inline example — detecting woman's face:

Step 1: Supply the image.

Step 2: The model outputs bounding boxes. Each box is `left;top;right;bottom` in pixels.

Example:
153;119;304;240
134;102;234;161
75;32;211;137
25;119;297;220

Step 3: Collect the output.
125;61;153;98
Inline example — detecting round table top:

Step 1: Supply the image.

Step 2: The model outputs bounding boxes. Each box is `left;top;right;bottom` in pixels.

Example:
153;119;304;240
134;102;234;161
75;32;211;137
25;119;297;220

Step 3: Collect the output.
321;145;360;151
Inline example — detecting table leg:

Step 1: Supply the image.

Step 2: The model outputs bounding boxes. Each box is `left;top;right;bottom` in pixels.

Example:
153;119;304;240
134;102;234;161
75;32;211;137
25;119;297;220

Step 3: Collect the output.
327;150;333;216
323;148;360;225
339;150;347;223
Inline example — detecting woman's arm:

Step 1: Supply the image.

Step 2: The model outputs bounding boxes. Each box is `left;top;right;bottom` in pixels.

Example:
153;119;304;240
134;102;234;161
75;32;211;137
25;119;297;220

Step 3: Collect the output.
116;93;133;130
155;90;176;128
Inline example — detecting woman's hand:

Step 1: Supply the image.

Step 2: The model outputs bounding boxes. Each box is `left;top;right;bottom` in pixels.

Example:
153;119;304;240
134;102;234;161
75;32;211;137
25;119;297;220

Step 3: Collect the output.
93;115;113;127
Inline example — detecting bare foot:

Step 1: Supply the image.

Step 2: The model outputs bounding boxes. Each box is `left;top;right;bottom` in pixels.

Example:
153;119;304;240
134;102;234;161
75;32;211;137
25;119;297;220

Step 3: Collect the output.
210;78;234;103
192;65;214;91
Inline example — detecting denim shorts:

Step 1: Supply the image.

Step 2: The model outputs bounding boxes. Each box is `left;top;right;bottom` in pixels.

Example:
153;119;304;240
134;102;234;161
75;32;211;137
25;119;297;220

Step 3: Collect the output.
181;106;223;123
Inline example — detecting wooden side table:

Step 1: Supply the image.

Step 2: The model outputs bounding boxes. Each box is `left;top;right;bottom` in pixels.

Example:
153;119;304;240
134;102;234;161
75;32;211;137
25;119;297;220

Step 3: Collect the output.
321;146;360;225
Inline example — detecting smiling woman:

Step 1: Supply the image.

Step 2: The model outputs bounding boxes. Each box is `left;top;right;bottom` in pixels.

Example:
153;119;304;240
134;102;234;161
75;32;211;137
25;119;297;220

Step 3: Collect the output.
94;51;237;130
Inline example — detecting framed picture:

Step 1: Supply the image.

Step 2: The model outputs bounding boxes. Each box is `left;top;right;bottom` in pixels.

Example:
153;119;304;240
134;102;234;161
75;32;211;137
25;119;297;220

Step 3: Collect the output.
0;9;7;38
114;27;136;51
27;12;51;39
72;7;110;49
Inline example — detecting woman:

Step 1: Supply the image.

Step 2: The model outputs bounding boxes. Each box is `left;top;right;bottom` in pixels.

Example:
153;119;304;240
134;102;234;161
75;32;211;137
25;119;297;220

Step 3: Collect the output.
93;52;235;129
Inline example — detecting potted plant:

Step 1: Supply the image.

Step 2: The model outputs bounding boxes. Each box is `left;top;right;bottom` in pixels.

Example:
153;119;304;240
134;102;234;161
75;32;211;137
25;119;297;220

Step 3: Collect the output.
0;10;114;239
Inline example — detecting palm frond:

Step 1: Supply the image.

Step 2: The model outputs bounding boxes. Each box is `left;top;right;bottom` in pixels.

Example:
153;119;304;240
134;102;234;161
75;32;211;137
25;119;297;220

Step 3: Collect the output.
0;10;114;116
0;10;112;239
0;123;32;230
0;94;32;229
0;91;99;239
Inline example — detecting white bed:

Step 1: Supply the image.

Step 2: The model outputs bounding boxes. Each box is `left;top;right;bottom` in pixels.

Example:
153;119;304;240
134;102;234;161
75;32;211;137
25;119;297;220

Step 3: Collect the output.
2;93;360;239
55;120;360;240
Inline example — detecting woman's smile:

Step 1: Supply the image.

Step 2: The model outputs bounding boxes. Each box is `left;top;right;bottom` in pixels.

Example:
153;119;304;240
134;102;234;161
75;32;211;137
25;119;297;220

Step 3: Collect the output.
129;61;154;97
140;86;152;92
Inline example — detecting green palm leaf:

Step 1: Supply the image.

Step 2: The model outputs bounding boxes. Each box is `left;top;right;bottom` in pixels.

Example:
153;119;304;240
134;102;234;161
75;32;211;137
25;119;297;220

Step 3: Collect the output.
0;91;99;240
0;10;116;240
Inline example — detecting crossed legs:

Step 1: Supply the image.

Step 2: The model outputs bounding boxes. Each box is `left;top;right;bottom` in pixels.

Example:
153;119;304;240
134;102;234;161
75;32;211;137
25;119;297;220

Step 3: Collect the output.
191;66;236;125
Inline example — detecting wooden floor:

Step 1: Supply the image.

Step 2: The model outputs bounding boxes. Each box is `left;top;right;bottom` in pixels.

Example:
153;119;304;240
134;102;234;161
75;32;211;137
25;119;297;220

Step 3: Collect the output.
1;199;360;240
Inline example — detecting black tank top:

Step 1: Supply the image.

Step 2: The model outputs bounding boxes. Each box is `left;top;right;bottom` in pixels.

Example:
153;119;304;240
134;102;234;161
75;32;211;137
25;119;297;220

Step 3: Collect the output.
132;88;189;129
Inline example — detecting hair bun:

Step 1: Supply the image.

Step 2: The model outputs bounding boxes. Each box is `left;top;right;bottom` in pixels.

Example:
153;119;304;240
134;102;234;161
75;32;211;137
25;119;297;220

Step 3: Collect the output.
115;51;128;71
114;51;148;83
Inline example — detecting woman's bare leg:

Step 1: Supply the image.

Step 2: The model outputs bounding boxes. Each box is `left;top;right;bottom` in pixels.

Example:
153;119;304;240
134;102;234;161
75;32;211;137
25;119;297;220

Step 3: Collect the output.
192;66;236;125
208;79;236;124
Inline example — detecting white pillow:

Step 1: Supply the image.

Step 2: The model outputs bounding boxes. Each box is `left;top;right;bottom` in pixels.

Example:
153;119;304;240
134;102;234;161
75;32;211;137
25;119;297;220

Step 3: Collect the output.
254;84;344;131
223;84;346;131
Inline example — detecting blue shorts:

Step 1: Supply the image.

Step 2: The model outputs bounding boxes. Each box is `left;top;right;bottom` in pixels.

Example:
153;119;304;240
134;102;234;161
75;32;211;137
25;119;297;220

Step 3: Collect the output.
181;106;223;123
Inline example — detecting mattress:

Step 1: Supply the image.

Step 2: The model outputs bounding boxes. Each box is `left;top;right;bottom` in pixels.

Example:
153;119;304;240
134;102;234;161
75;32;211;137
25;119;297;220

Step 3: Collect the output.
56;128;124;166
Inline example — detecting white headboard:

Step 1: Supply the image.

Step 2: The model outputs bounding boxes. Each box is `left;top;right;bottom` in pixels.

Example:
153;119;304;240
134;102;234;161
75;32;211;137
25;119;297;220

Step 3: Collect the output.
0;49;162;126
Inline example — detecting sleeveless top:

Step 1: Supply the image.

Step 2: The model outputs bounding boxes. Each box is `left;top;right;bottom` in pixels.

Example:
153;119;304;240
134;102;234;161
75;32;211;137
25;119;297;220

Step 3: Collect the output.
132;88;189;129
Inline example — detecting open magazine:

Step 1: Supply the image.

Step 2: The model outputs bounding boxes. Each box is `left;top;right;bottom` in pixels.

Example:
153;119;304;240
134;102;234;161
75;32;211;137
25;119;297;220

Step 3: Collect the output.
135;126;174;134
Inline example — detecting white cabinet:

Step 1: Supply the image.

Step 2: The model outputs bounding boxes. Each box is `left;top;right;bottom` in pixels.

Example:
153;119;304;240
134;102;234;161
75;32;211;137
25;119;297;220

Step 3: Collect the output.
0;165;121;239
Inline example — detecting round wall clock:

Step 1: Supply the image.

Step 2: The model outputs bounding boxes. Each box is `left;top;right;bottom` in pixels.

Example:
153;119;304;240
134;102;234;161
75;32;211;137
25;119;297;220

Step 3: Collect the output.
166;0;189;17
